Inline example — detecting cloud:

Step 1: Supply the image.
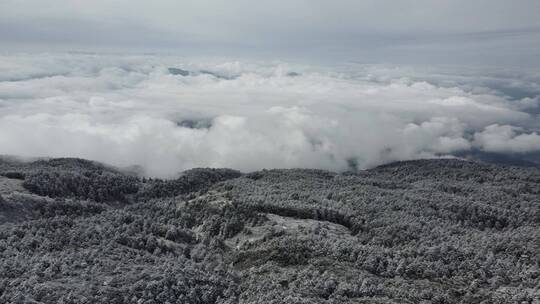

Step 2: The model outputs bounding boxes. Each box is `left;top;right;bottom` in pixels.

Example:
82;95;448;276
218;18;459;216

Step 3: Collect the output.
473;124;540;153
0;53;539;176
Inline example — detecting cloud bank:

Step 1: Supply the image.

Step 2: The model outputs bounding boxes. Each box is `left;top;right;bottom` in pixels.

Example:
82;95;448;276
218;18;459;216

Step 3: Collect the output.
0;53;539;176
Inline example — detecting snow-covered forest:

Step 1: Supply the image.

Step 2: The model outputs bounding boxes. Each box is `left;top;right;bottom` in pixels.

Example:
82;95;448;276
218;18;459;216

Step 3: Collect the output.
0;157;538;303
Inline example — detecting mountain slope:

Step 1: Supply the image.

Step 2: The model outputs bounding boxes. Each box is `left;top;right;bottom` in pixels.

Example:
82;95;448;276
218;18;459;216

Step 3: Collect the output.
0;158;539;303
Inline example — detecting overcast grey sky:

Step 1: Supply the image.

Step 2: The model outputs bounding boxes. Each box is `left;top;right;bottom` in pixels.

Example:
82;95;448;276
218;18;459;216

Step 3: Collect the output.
1;0;540;65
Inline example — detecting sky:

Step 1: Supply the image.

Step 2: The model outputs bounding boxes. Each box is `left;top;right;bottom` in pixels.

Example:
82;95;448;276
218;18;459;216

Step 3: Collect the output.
1;0;540;65
0;1;539;176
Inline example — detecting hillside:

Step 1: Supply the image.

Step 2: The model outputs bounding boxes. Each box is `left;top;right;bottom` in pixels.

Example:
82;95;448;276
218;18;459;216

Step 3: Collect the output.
0;158;539;303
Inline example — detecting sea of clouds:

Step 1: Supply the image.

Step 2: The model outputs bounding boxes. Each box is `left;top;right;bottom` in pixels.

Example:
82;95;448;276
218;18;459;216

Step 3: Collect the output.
0;53;539;177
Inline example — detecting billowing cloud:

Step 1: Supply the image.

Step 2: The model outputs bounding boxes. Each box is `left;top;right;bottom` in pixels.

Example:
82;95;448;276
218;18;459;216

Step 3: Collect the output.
0;53;539;176
473;124;540;153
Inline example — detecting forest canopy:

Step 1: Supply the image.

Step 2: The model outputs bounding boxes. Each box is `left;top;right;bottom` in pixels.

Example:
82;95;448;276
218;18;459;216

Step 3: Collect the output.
0;157;539;303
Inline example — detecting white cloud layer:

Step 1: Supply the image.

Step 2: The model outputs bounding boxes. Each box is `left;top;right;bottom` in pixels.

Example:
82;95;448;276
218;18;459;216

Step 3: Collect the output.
473;124;540;153
0;53;539;176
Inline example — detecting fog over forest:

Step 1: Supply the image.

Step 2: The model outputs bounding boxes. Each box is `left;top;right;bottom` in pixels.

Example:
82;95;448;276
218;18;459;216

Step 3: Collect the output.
1;54;539;176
